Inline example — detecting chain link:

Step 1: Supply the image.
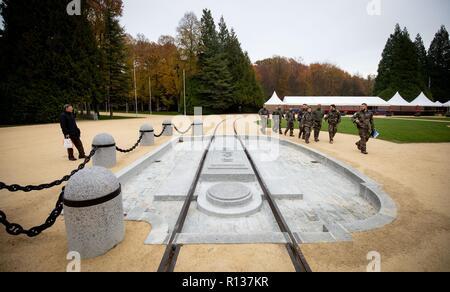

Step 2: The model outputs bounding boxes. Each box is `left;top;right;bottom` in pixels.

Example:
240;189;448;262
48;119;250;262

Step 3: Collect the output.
116;133;144;153
0;148;97;193
0;187;65;237
154;125;168;138
173;124;193;135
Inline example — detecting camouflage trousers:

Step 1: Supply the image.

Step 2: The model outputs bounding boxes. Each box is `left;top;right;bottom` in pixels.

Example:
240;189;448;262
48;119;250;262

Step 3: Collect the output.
328;124;338;141
304;126;312;143
298;125;305;139
260;117;268;134
357;128;370;152
284;121;294;136
272;116;282;134
313;123;322;141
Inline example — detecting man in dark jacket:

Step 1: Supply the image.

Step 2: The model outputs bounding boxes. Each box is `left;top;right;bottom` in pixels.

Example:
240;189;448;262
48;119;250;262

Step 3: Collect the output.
60;104;86;161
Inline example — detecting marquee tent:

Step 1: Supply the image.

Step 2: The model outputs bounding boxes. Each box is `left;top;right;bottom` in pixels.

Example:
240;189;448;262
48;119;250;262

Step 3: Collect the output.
283;96;390;107
409;92;436;107
264;91;284;106
387;92;411;106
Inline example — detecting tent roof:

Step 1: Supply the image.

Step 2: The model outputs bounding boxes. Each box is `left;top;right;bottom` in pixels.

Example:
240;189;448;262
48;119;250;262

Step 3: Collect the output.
444;100;450;107
434;101;444;107
387;92;411;106
283;96;389;107
410;92;436;107
264;91;284;105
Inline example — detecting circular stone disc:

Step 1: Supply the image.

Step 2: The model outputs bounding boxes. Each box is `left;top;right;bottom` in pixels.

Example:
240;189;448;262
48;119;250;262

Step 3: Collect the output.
207;183;251;201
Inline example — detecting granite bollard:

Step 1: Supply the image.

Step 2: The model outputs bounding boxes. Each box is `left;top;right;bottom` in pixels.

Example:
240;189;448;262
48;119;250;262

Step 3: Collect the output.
140;124;154;146
193;120;203;137
92;133;116;168
162;120;173;136
63;167;124;259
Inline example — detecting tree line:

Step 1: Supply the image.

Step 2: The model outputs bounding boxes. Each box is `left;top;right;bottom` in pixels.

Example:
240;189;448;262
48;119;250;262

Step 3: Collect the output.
254;57;375;98
0;2;264;124
129;10;264;115
2;1;447;125
0;0;130;124
374;24;450;102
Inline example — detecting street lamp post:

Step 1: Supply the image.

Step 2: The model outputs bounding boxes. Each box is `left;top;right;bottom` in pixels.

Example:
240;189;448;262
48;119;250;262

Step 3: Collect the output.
183;69;186;116
133;60;138;117
149;76;152;115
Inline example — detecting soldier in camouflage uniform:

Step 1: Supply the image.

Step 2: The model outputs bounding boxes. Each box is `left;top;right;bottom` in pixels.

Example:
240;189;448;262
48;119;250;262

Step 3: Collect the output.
312;105;324;142
272;107;284;134
324;104;341;144
301;107;314;144
258;107;270;134
298;104;308;139
284;108;295;137
352;103;374;155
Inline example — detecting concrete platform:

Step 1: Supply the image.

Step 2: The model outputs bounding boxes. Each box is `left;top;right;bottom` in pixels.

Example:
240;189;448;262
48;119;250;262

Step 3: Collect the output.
117;135;397;245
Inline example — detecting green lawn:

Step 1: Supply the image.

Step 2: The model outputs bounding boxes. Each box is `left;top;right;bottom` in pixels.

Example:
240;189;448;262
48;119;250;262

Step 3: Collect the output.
390;116;450;122
264;117;450;143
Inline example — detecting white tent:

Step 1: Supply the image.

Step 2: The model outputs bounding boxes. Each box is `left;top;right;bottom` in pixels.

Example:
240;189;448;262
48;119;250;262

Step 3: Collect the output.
434;101;444;107
444;101;450;107
387;92;411;106
283;96;389;107
264;91;284;106
410;92;436;107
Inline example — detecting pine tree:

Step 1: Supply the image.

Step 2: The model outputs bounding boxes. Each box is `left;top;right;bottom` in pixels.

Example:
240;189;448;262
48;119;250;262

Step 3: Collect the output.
101;8;131;117
221;24;264;111
414;34;429;92
0;0;101;124
428;25;450;103
195;9;233;113
374;24;424;101
374;24;400;99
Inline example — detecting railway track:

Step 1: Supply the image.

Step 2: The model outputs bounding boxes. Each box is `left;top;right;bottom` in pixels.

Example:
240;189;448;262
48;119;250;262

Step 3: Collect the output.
233;119;311;272
157;119;226;272
157;119;311;272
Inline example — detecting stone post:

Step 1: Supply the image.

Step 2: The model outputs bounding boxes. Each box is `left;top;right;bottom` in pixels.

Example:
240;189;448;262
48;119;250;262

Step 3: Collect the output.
162;120;173;136
193;120;203;137
63;167;124;259
140;124;154;146
92;133;116;168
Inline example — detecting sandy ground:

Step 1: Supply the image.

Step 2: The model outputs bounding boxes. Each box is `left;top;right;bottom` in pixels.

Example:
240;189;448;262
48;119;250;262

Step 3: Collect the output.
0;114;449;272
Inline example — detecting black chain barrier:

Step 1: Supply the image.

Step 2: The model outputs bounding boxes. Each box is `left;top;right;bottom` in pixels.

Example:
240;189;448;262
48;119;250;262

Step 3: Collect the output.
0;187;65;237
173;124;193;135
154;125;168;138
0;148;97;193
116;133;144;153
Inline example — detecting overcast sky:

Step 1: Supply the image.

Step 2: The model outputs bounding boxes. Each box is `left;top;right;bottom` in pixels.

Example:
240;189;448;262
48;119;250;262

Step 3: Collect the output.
120;0;450;77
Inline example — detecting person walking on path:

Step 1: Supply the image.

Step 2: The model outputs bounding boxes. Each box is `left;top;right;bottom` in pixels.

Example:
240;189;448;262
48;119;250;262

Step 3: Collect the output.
272;107;284;134
301;107;314;144
312;105;324;142
60;104;86;161
284;108;295;137
324;104;341;144
258;107;270;134
352;103;374;155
